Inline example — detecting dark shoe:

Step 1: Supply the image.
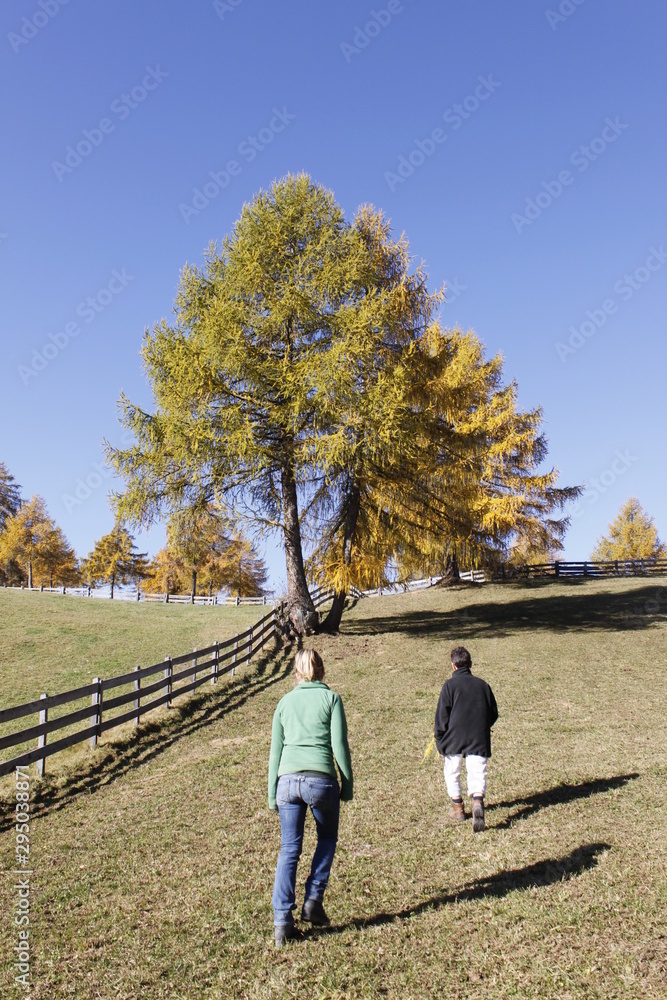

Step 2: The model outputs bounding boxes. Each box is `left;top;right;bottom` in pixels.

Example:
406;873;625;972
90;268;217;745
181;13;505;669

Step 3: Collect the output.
472;796;485;833
301;898;330;926
275;923;299;948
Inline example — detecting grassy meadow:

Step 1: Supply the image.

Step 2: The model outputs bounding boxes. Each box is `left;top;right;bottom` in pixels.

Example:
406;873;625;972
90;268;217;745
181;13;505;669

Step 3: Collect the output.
1;577;666;998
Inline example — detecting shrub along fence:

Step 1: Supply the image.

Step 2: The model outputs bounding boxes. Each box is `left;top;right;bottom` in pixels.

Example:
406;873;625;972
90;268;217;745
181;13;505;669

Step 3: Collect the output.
0;586;333;779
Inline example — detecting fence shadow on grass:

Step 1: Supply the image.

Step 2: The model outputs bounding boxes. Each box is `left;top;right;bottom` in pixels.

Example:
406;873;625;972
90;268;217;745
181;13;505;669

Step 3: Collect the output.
316;842;611;936
488;772;640;830
0;641;293;833
342;583;667;639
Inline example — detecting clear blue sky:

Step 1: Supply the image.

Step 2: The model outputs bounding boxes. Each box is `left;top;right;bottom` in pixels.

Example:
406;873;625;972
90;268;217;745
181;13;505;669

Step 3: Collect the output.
1;0;665;591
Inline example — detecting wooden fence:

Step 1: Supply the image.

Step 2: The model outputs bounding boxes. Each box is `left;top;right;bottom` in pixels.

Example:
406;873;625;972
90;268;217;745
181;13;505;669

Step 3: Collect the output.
0;586;333;779
2;584;276;606
350;558;667;596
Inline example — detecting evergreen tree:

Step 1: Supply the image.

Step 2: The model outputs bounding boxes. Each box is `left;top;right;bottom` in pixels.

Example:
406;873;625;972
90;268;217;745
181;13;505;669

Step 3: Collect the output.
0;461;22;531
82;526;148;598
591;498;665;561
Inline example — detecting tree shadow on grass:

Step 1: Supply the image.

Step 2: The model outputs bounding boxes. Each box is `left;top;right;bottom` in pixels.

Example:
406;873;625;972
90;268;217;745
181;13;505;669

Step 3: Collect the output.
342;582;667;639
488;772;640;830
0;641;293;833
314;842;611;936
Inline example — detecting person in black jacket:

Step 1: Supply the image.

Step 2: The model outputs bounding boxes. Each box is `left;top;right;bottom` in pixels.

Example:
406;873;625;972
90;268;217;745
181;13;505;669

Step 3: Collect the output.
434;645;498;832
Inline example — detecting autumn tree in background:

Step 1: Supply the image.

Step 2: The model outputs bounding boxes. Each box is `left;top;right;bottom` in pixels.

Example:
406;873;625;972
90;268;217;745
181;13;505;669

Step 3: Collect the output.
82;526;148;598
166;507;220;601
0;495;60;588
143;517;268;599
142;548;183;597
36;525;79;587
591;498;665;561
208;531;268;598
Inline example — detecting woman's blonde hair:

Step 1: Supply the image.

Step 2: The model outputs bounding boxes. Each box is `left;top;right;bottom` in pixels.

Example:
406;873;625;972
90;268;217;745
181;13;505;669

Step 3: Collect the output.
294;647;325;683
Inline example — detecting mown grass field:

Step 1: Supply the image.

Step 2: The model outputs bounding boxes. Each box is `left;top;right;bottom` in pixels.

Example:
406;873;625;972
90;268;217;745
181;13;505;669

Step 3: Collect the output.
1;577;666;999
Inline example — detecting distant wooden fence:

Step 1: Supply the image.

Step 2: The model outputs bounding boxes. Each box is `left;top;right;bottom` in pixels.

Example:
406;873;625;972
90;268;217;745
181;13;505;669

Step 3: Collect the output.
350;558;667;596
2;584;276;606
0;586;333;779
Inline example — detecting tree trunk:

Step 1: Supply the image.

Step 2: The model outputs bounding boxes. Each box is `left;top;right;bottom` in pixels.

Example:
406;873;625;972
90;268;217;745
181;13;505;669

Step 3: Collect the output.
110;572;115;599
50;569;53;588
321;481;361;634
281;460;318;634
191;569;196;604
28;559;33;589
438;551;460;585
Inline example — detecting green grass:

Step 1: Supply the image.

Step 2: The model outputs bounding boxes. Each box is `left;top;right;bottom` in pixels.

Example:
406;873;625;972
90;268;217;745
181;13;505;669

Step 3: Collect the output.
1;577;666;998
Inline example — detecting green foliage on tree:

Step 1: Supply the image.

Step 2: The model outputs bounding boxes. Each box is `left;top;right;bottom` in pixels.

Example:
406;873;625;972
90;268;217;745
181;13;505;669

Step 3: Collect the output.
108;174;580;633
591;498;665;562
82;526;148;598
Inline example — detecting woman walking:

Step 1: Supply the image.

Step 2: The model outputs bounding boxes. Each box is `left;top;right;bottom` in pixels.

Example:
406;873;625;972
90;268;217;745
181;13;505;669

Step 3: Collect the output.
268;647;353;947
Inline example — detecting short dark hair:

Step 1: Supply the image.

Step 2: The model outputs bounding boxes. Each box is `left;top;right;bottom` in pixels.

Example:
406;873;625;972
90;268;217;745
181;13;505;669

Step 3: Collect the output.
451;646;471;669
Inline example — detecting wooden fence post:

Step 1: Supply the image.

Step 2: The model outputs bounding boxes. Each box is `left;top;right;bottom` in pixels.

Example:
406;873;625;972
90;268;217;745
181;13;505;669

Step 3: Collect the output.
191;647;198;686
164;656;172;707
247;625;253;664
554;560;560;578
231;635;238;677
211;641;218;685
583;561;588;577
90;677;102;749
134;665;141;726
36;693;47;777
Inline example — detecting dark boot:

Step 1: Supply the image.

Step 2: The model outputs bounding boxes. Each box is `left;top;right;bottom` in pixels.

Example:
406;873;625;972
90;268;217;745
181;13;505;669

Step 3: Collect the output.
301;898;330;926
274;923;299;948
472;796;485;832
448;799;465;823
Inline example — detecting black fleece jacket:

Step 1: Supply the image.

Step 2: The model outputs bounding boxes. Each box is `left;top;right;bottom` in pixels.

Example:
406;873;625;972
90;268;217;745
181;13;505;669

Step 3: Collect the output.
434;665;498;757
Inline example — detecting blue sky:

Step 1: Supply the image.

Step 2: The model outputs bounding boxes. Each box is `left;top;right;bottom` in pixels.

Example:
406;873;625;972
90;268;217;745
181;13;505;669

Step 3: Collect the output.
1;0;665;591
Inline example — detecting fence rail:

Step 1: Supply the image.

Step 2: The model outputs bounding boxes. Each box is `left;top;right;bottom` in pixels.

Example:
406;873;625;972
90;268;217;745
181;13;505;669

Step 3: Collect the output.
349;558;667;596
0;587;334;780
1;584;276;606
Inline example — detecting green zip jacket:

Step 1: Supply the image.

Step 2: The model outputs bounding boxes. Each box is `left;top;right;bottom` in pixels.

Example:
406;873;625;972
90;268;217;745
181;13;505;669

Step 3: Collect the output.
268;681;353;810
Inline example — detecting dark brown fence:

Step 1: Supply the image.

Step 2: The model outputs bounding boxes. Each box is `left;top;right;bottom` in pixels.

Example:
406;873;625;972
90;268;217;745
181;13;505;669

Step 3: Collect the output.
0;587;333;779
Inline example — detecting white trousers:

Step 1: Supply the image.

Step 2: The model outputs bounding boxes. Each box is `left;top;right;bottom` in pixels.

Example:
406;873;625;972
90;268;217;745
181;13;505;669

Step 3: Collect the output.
444;754;487;799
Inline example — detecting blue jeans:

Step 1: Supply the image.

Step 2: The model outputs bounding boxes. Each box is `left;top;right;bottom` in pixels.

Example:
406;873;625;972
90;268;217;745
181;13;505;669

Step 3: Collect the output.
272;773;340;926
